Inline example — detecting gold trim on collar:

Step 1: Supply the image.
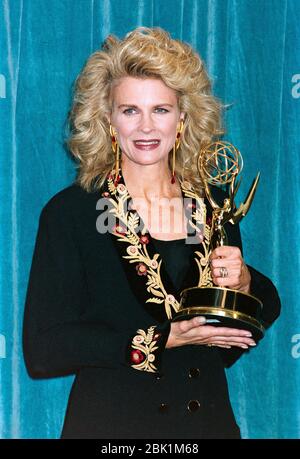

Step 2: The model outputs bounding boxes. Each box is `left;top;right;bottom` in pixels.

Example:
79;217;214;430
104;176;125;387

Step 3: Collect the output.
107;175;212;319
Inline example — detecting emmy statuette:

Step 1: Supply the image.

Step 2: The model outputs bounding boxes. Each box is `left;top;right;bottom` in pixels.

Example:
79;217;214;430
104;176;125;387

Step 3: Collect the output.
173;141;265;340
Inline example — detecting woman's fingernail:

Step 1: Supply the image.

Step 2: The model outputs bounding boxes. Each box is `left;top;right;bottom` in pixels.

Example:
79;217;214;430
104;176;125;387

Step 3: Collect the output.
196;316;206;324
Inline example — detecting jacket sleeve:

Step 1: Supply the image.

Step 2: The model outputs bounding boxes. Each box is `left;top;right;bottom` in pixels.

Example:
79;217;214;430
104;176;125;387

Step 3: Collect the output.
23;199;170;378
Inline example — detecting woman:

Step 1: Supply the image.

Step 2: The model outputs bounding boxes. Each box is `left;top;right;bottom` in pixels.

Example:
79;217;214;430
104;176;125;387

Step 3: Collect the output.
23;27;280;439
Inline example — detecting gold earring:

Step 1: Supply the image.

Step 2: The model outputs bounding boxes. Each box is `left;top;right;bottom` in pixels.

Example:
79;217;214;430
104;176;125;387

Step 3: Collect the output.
171;120;184;184
110;124;120;185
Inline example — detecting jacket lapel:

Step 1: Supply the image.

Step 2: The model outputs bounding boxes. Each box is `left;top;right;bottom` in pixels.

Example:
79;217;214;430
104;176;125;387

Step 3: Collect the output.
101;173;212;323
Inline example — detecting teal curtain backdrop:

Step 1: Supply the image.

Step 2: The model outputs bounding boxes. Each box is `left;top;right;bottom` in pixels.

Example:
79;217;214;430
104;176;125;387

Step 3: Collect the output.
0;0;299;439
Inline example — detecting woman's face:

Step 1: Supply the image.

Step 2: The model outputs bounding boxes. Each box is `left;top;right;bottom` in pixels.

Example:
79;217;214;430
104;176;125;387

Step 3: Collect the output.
110;77;184;168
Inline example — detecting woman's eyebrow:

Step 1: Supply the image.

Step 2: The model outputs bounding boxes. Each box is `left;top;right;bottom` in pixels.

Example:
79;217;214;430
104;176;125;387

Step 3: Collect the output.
117;103;174;108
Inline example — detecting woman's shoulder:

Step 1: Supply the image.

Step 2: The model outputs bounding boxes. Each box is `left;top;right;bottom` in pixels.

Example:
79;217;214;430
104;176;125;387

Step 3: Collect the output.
40;183;102;223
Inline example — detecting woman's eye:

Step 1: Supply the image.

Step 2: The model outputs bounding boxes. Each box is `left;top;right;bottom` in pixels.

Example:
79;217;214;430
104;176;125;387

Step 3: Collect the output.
154;107;169;113
123;108;137;115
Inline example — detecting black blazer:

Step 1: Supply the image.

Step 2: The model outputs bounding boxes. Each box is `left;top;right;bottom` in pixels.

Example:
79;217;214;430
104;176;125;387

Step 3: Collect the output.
23;180;280;439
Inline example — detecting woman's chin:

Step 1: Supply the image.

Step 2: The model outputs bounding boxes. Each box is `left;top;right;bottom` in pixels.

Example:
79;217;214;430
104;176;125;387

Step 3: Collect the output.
123;155;168;168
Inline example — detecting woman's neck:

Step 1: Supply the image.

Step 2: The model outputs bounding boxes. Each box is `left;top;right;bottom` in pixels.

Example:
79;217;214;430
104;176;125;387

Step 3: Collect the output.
121;156;187;240
121;157;181;200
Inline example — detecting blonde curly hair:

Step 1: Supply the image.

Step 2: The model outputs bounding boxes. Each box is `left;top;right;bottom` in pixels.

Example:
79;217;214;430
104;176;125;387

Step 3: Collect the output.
67;27;224;192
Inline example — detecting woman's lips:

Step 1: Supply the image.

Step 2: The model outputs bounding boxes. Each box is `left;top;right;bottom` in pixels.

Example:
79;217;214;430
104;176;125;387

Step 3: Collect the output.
133;139;161;151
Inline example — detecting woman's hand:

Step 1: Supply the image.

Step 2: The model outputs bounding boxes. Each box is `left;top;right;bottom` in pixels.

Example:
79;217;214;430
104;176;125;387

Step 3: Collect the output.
166;316;256;349
166;246;254;350
210;246;251;293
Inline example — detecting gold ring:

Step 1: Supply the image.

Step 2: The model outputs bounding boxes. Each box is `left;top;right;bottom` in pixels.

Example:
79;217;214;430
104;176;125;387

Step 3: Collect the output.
219;267;228;278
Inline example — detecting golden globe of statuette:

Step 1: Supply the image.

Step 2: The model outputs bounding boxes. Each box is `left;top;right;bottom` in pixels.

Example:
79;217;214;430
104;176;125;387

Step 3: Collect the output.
173;141;265;341
200;140;243;186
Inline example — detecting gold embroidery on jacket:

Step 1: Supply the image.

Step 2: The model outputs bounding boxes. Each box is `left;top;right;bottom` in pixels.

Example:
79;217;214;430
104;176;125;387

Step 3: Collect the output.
130;326;160;372
195;221;213;287
179;181;213;288
107;176;212;319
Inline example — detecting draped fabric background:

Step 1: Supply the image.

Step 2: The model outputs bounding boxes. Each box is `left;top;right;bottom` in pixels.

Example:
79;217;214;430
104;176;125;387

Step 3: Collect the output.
0;0;299;439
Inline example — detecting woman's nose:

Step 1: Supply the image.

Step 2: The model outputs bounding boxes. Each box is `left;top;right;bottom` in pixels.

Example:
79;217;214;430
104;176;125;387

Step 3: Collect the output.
139;113;154;133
